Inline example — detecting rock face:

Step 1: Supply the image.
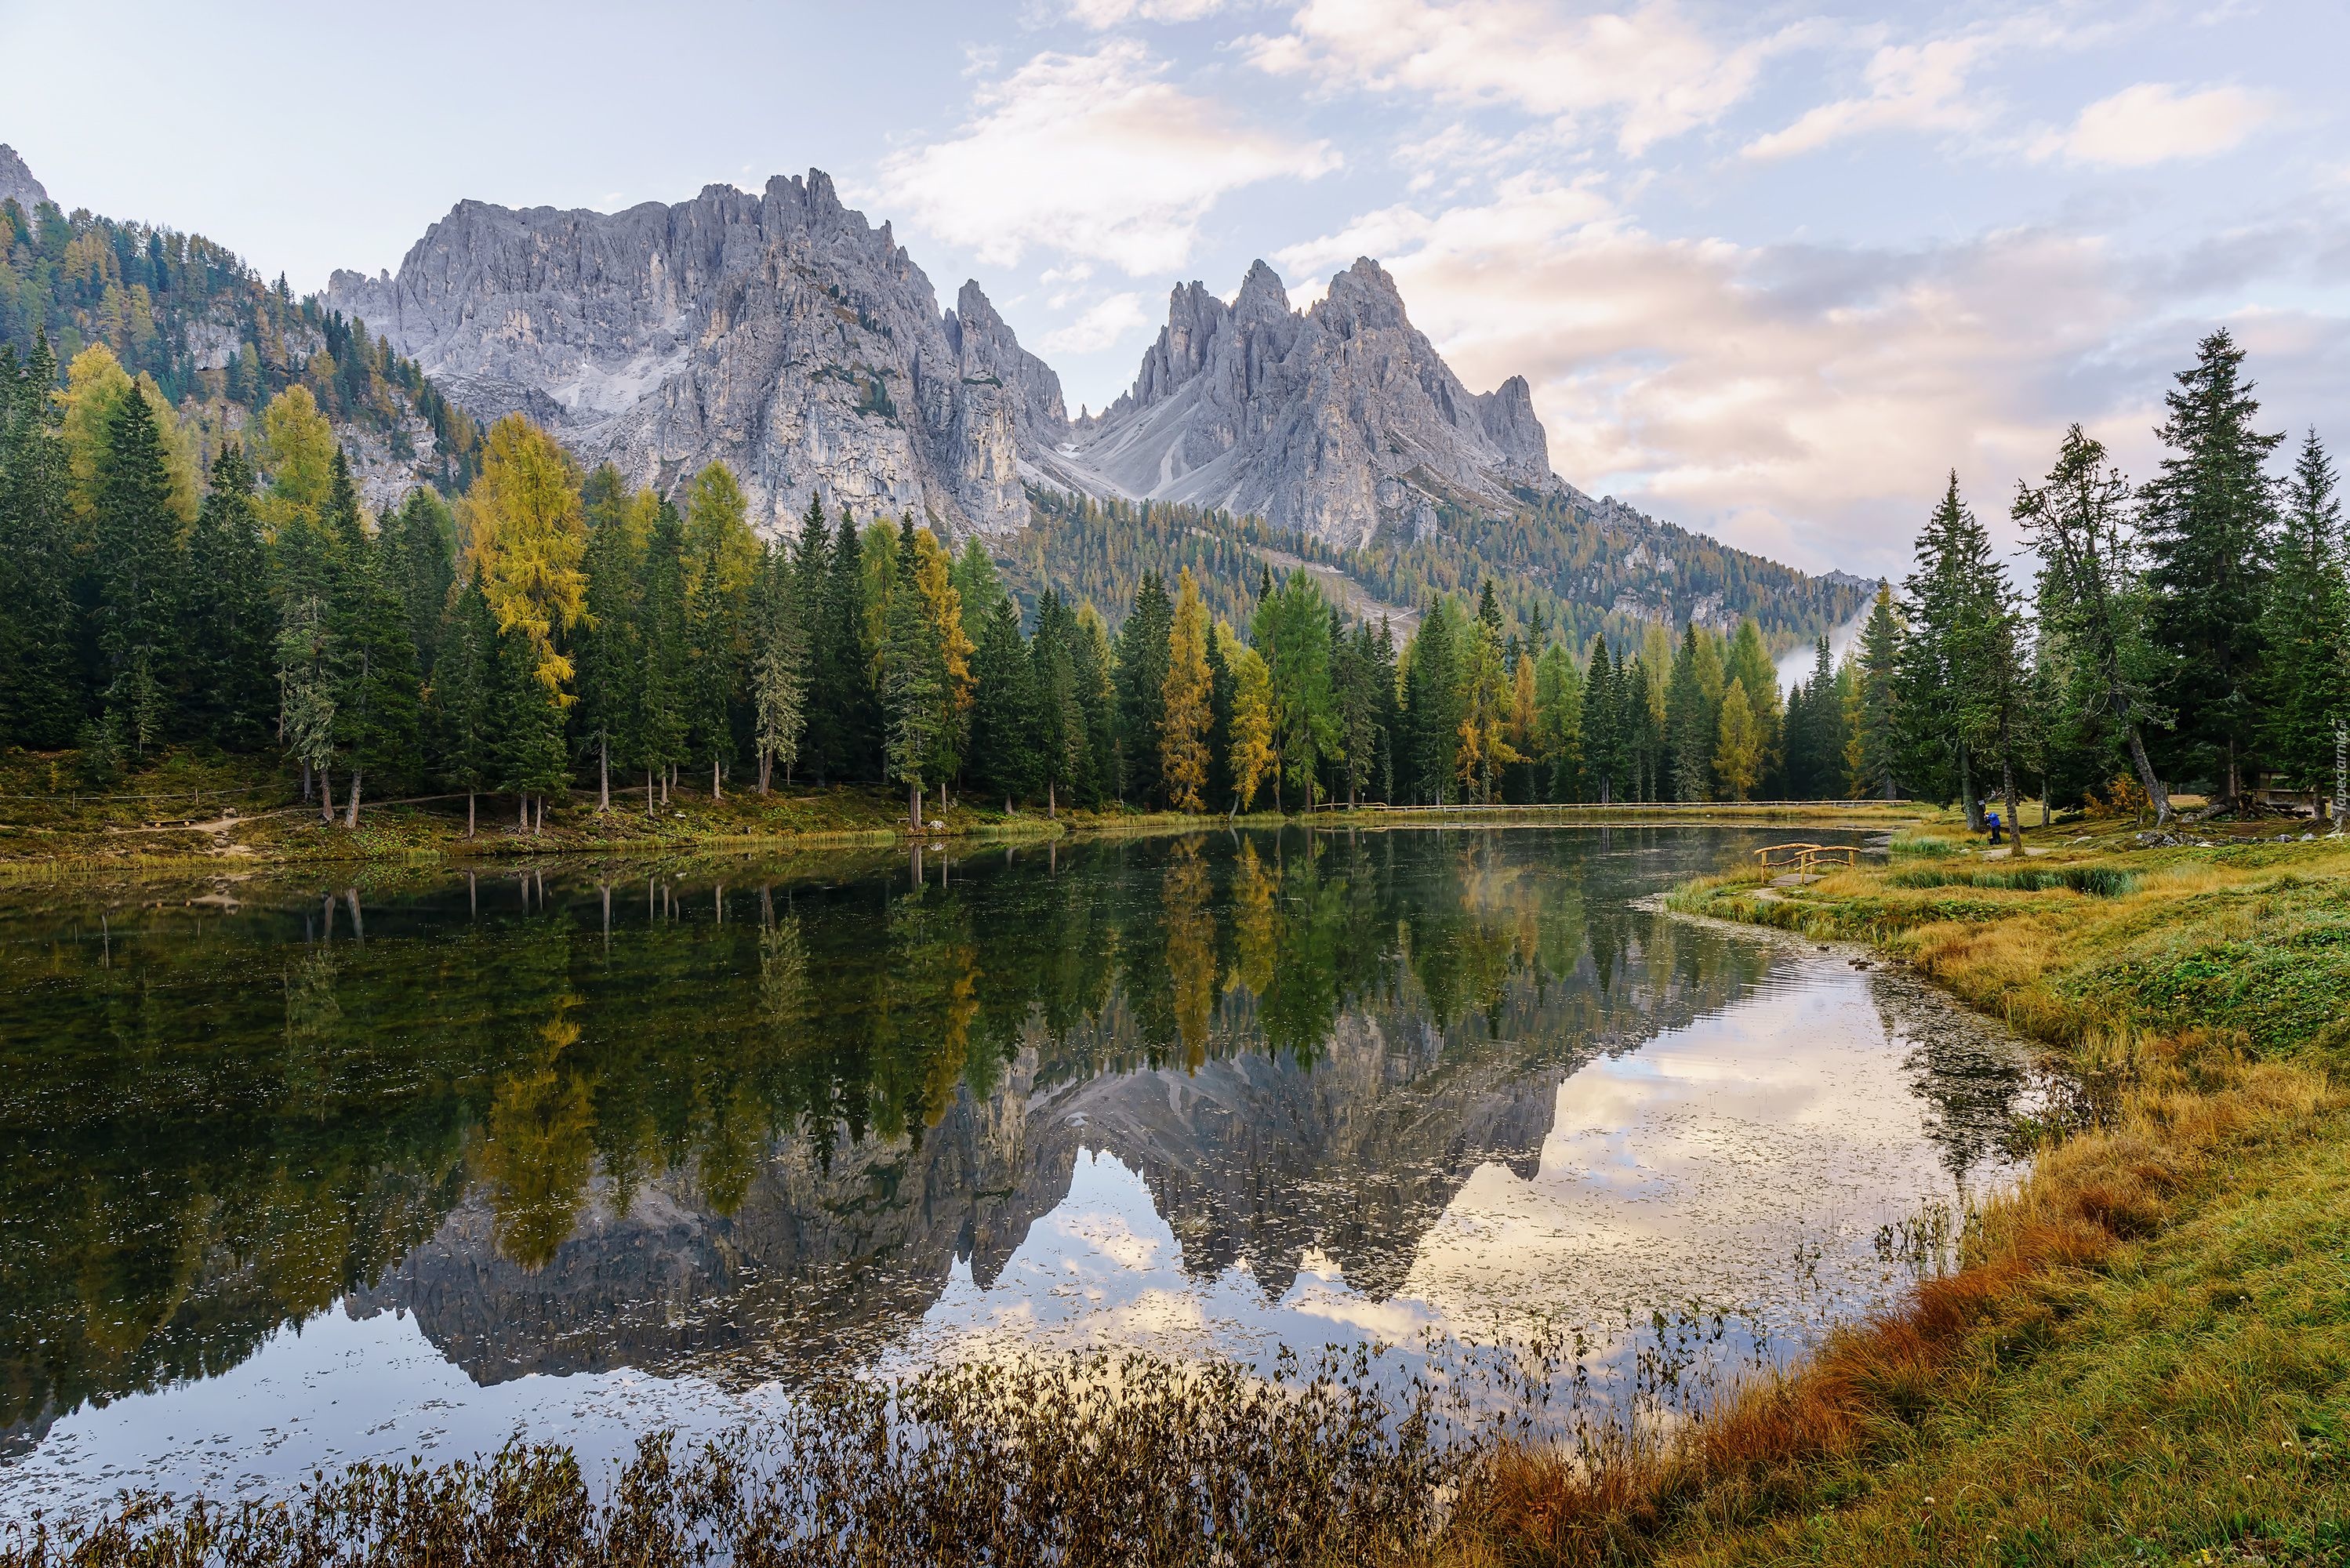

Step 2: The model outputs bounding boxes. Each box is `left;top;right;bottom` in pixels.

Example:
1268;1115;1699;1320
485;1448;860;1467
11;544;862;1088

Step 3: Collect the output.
0;145;48;212
325;172;1066;538
1056;258;1565;550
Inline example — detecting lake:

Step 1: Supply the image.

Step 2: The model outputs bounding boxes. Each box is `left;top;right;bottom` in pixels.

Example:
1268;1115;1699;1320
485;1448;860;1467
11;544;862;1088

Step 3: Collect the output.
0;826;2043;1516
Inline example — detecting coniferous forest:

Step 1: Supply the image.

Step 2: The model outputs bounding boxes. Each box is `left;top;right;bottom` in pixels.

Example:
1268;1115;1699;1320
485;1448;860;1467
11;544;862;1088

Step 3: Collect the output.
2;181;2341;831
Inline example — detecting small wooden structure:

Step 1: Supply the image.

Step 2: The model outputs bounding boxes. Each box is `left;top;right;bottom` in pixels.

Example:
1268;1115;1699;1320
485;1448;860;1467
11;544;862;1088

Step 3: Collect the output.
1753;842;1858;874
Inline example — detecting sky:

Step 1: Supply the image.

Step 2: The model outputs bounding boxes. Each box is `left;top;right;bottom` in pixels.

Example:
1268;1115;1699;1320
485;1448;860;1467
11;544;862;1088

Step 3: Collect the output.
5;0;2346;579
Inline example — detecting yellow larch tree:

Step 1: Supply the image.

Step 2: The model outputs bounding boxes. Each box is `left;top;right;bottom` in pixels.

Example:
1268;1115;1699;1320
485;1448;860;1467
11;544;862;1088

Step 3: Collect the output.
1715;676;1763;801
1222;626;1275;812
255;384;339;539
462;415;589;698
1160;568;1213;811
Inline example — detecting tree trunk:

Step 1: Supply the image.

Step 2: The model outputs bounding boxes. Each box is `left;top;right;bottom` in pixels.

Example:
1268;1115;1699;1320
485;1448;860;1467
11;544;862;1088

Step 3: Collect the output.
518;793;528;830
1958;743;1981;831
713;757;723;803
467;791;476;839
301;760;312;802
534;796;543;837
759;753;771;796
910;781;922;833
2002;742;2025;859
648;770;656;815
343;768;361;829
318;766;334;825
2123;723;2173;826
1048;781;1056;818
598;737;609;815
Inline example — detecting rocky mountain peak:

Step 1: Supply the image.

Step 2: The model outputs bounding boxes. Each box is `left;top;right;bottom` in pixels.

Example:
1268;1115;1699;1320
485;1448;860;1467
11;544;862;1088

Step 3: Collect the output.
0;145;48;212
1055;256;1563;550
327;169;1065;538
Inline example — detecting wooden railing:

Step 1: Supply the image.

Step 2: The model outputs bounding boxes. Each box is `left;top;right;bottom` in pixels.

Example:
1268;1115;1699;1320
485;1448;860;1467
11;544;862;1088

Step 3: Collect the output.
1753;842;1860;873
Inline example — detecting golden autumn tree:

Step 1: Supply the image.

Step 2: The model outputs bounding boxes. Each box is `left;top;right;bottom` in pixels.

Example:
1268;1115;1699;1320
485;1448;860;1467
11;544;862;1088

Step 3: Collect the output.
58;345;198;528
1160;568;1213;811
462;415;589;698
1225;628;1275;812
1455;621;1520;804
1715;676;1763;801
254;384;338;536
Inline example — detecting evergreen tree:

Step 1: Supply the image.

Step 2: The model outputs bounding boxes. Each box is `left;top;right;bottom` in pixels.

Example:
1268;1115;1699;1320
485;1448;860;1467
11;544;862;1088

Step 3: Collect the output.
277;593;339;822
92;388;183;753
1665;626;1713;801
1724;619;1782;796
881;519;947;826
1030;590;1088;815
389;487;456;671
748;541;808;793
1403;597;1465;804
572;482;645;811
634;499;690;806
1455;616;1518;804
969;596;1040;808
1950;547;2036;854
1535;641;1582;802
1204;619;1237;809
2257;431;2347;794
1852;583;1902;799
181;445;276;750
492;617;568;833
332;530;423;826
1071;606;1119;807
1897;475;2001;825
812;511;878;782
1160;568;1212;811
0;336;82;748
430;571;498;836
1252;572;1337;809
2016;425;2171;818
1332;617;1383;807
950;535;1008;649
1784;638;1836;797
1582;635;1626;803
2141;329;2282;807
1114;572;1174;805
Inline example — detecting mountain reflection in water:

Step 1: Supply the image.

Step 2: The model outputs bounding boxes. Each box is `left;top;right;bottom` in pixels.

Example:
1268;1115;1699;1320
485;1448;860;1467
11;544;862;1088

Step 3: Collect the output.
0;827;2039;1507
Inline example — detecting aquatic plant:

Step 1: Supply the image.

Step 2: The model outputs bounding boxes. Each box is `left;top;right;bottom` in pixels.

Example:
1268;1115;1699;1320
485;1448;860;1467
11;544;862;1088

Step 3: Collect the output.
1887;863;2137;897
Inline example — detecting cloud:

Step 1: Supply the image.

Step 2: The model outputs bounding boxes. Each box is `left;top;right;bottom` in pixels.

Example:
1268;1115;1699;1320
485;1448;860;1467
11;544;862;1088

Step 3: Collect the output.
1245;0;1800;154
1040;291;1152;354
2042;81;2279;168
1066;0;1227;24
877;41;1338;277
1273;181;2345;576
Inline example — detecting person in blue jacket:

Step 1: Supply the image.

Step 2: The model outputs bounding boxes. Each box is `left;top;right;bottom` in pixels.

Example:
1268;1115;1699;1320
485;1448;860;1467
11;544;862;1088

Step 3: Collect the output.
1986;810;2003;845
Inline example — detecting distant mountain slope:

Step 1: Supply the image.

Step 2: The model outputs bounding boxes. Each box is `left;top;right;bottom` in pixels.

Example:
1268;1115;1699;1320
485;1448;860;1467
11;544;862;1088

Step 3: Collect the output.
0;152;477;505
326;172;1066;537
1054;258;1560;551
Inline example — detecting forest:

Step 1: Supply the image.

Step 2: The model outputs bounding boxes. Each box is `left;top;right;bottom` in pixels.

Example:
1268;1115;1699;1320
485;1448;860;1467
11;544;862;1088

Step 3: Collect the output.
1;215;2339;834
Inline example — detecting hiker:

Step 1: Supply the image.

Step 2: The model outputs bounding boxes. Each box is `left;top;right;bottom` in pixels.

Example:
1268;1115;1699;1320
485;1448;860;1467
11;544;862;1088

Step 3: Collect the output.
1986;810;2003;846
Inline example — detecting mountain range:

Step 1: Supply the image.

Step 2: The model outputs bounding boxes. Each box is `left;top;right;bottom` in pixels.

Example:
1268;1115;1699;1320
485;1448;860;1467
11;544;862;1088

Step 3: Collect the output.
4;146;1865;644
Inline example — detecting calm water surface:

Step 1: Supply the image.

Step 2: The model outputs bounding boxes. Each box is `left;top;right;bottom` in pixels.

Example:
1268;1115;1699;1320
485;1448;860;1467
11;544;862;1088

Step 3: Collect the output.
0;827;2043;1513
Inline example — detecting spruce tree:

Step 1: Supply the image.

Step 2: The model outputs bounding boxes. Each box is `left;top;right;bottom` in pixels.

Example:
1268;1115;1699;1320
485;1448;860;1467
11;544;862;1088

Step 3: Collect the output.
1665;626;1713;801
1160;568;1213;811
1071;607;1119;808
1114;572;1173;805
2258;430;2347;794
573;485;644;811
2141;329;2282;808
970;595;1040;808
93;389;183;754
430;572;498;836
183;445;276;750
813;512;877;782
0;335;86;747
2017;426;2171;820
634;499;689;806
881;519;946;827
748;541;808;793
492;619;567;832
333;530;424;826
1853;583;1902;800
1897;475;2000;825
390;488;456;672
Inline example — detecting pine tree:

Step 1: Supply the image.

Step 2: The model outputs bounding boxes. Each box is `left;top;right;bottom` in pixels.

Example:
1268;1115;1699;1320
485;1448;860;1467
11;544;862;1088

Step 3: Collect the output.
430;572;498;836
573;481;645;811
182;445;276;750
0;336;87;748
492;617;567;833
277;593;339;822
1535;641;1582;802
1205;619;1237;808
1724;619;1782;796
390;487;456;671
812;511;877;782
950;534;1008;649
748;541;808;793
1897;475;2001;825
881;519;946;827
1403;597;1463;804
1333;618;1383;807
1665;626;1713;801
1071;607;1119;807
1115;572;1174;805
1030;590;1088;815
1582;635;1625;803
1160;568;1212;811
634;499;689;807
2141;329;2282;808
92;388;183;754
2257;431;2347;794
333;528;424;826
969;596;1040;808
1852;583;1901;799
1252;572;1336;809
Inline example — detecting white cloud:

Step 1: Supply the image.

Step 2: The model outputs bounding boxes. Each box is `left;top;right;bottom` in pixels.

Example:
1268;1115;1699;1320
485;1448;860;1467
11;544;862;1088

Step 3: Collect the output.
1040;291;1152;354
1246;0;1803;154
1743;33;1996;160
877;41;1338;277
1272;180;2341;575
1066;0;1227;24
2043;81;2279;168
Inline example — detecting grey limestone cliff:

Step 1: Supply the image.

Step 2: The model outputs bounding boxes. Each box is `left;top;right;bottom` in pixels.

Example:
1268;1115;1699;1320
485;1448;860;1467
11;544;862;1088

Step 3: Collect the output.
326;172;1066;539
0;145;49;212
1056;258;1565;550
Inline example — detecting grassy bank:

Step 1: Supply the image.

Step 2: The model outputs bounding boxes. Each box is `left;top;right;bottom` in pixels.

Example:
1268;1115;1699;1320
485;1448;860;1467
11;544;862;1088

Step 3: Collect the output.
0;745;1924;869
1440;824;2350;1566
